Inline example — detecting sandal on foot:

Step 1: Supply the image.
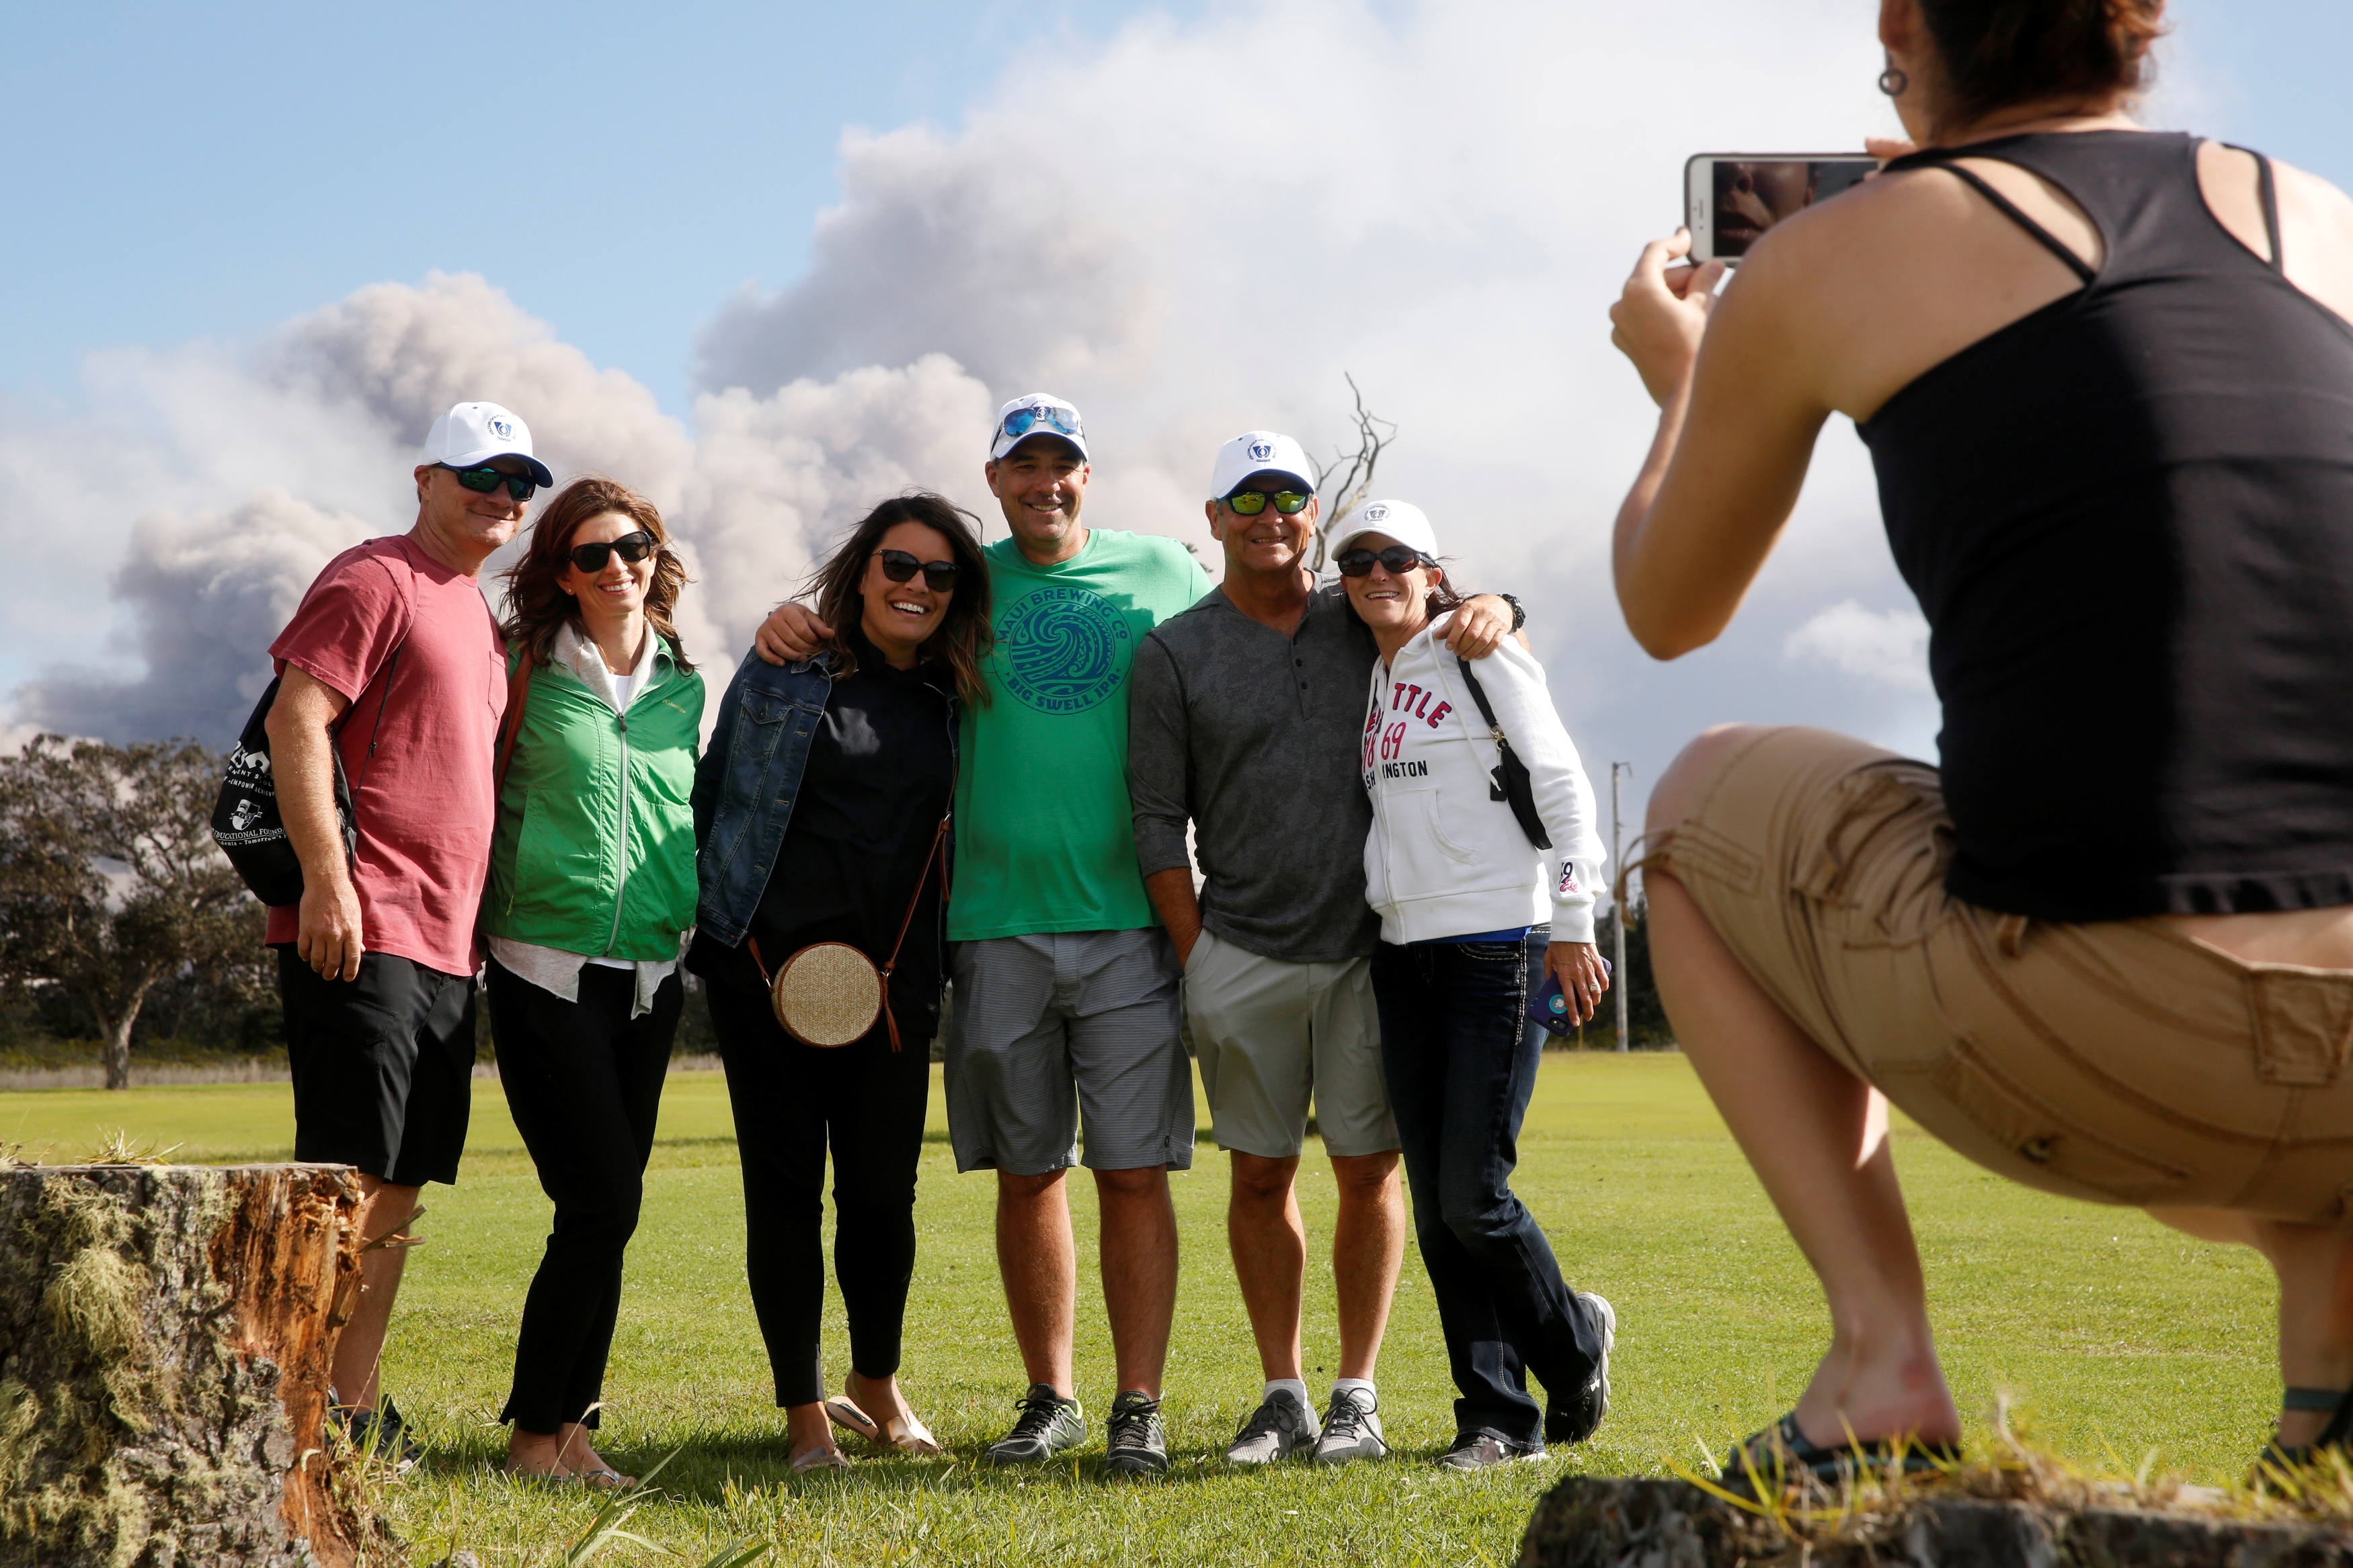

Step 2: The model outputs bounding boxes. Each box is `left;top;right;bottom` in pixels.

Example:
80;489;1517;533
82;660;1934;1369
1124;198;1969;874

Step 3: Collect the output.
824;1393;882;1444
1720;1413;1959;1502
2254;1385;2353;1479
875;1410;943;1457
790;1442;852;1473
570;1466;634;1489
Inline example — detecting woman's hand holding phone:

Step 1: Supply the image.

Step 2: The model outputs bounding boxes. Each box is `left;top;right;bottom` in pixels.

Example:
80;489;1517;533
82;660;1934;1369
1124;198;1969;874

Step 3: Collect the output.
1545;940;1611;1026
1609;229;1727;409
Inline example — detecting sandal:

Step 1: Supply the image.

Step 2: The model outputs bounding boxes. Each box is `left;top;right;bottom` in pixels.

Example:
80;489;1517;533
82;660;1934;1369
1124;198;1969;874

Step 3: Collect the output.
789;1442;852;1473
873;1410;943;1457
570;1466;634;1489
2254;1385;2353;1479
824;1393;882;1445
1720;1412;1960;1502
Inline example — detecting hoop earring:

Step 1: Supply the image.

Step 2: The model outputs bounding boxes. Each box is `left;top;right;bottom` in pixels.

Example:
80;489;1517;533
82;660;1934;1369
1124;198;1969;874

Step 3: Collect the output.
1878;65;1910;97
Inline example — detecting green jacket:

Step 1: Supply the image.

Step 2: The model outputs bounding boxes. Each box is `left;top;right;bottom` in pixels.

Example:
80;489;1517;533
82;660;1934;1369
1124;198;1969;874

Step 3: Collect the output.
483;638;704;960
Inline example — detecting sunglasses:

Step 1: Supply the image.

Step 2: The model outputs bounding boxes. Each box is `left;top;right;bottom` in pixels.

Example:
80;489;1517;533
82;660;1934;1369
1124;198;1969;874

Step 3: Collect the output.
1224;489;1312;515
997;404;1084;445
567;530;656;573
876;548;961;591
1335;545;1434;577
440;462;537;501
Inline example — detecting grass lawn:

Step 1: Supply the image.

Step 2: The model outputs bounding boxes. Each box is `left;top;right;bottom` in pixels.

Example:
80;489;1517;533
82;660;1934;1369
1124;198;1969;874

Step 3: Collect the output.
1;1055;2278;1566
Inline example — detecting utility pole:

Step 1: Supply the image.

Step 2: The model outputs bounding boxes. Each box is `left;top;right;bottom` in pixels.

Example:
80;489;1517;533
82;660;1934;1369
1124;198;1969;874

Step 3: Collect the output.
1611;762;1631;1053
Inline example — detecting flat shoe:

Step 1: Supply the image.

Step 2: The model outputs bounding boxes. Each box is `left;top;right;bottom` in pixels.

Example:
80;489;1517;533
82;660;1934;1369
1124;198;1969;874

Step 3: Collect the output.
571;1466;634;1489
2254;1385;2353;1481
824;1395;881;1444
789;1443;852;1473
877;1411;943;1456
1720;1412;1958;1501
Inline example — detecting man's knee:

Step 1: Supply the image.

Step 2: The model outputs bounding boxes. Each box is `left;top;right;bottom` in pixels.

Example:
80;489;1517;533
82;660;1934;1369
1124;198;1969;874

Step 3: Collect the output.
997;1168;1067;1206
1229;1151;1299;1205
1328;1151;1400;1200
1092;1164;1169;1202
1648;723;1771;834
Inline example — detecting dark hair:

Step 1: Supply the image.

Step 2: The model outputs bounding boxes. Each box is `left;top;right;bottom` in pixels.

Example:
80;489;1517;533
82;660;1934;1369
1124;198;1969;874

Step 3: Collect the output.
500;475;694;671
1918;0;2165;122
807;492;994;704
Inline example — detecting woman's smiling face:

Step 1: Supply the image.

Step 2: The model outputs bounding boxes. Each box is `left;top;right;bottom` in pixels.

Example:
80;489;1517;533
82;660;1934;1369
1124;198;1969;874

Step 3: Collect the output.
860;520;957;659
556;510;654;620
1341;532;1441;636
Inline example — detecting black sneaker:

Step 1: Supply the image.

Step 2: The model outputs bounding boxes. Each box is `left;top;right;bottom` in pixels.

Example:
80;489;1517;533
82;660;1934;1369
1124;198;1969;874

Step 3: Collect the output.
1436;1430;1544;1471
329;1397;424;1473
1546;1292;1616;1445
984;1384;1087;1465
1104;1390;1170;1476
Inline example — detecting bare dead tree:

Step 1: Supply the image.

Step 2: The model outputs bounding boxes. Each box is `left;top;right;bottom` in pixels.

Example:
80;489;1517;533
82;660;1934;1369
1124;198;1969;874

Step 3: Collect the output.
1308;372;1398;572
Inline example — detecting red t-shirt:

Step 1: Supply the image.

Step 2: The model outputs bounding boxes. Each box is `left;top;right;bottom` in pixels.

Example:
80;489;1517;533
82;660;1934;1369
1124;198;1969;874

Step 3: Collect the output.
265;534;508;977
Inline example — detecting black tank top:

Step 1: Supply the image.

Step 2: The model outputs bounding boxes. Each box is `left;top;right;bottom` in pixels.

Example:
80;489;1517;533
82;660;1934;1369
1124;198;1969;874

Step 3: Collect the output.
1858;130;2353;921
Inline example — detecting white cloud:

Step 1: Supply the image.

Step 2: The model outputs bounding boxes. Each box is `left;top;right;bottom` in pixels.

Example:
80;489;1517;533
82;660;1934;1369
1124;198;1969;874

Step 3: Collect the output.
1784;601;1933;694
5;0;1993;796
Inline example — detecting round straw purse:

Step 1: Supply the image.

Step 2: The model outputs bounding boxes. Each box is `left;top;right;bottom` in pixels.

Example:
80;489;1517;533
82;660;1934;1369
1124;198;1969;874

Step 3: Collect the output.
750;807;950;1050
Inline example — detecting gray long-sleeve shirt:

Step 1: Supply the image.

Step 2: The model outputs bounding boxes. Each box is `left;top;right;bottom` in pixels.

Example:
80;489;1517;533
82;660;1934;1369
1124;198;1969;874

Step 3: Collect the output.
1128;582;1383;964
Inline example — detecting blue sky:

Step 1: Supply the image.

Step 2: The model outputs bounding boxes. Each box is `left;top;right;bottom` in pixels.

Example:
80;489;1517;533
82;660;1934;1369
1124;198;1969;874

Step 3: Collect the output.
3;0;2336;419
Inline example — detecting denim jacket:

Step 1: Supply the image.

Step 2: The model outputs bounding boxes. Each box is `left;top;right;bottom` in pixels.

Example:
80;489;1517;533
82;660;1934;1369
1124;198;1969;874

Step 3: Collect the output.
692;647;959;948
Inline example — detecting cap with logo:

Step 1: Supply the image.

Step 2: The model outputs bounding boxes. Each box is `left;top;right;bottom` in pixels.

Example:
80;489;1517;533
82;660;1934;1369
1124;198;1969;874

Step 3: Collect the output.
422;401;555;488
1331;498;1440;561
989;393;1090;463
1209;429;1315;499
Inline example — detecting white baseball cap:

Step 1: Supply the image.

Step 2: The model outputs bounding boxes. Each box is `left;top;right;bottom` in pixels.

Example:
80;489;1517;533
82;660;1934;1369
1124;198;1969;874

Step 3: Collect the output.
421;401;555;488
1331;498;1439;561
1209;430;1315;499
988;393;1090;462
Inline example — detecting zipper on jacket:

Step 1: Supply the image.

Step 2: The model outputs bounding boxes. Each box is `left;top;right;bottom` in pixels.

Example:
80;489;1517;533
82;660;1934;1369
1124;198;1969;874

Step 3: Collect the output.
606;704;632;958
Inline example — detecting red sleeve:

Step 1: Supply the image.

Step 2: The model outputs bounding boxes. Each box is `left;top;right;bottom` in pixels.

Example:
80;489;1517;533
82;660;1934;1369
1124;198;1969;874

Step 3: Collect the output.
269;548;413;704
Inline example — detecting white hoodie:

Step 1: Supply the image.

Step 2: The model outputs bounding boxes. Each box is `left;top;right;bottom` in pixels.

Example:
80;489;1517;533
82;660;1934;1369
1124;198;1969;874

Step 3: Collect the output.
1360;622;1607;944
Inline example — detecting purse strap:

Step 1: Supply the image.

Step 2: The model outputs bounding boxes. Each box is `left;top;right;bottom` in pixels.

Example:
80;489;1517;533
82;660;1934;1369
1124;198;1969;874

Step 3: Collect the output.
874;809;952;1052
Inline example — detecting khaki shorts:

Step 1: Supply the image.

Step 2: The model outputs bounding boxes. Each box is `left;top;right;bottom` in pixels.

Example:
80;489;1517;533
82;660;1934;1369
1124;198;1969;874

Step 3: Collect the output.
1185;930;1399;1159
1659;727;2353;1227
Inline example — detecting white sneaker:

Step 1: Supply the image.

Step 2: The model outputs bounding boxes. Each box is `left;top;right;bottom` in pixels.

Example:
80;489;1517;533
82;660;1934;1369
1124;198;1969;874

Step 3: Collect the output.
1312;1386;1389;1464
1226;1388;1320;1464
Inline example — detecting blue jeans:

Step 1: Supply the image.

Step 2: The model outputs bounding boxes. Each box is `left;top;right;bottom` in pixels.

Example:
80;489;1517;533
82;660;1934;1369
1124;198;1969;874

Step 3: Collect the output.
1371;936;1603;1446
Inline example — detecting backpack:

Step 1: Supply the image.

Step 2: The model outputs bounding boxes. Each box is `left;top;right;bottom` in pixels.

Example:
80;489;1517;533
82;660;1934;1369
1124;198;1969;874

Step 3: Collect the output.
210;649;402;907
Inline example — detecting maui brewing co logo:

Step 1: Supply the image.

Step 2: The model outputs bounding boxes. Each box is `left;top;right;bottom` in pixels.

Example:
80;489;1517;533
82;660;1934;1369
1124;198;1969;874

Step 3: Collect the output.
998;587;1131;714
1361;678;1457;785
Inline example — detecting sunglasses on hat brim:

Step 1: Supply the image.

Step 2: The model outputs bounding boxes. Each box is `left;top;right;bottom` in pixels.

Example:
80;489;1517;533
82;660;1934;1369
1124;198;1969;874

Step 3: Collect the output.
996;405;1084;446
442;462;538;501
1334;544;1435;577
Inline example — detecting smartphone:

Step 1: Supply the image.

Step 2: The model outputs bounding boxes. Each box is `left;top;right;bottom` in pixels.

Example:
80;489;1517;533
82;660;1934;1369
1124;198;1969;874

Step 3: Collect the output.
1685;154;1877;264
1527;956;1611;1038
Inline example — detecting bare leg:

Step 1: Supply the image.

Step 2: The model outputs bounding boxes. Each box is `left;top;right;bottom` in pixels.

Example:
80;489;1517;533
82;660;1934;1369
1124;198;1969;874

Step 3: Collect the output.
784;1401;839;1464
2151;1206;2353;1447
845;1368;921;1431
1096;1165;1179;1397
996;1169;1076;1396
331;1175;418;1411
1229;1152;1307;1383
1328;1150;1404;1380
1646;727;1960;1448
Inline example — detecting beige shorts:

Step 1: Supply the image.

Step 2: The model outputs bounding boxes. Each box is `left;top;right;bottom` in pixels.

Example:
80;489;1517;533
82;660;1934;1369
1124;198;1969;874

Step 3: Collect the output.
1659;727;2353;1227
1183;930;1399;1159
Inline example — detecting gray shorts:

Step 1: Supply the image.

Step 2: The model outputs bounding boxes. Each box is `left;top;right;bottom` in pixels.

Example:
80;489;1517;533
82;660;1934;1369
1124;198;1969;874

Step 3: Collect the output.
945;928;1195;1176
1185;930;1398;1159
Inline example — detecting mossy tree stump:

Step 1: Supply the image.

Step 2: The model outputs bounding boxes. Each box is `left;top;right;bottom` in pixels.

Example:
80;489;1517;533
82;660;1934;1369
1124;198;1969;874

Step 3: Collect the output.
1519;1476;2353;1568
0;1162;391;1568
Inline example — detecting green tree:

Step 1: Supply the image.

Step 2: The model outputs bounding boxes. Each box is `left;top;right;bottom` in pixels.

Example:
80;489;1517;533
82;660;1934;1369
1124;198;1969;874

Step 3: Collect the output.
0;735;263;1088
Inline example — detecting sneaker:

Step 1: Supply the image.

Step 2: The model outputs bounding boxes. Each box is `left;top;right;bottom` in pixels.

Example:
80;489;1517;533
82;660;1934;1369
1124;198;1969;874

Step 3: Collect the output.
329;1397;423;1473
1104;1389;1170;1476
1226;1388;1320;1465
1546;1292;1616;1446
984;1384;1086;1465
1312;1387;1389;1465
1436;1430;1544;1471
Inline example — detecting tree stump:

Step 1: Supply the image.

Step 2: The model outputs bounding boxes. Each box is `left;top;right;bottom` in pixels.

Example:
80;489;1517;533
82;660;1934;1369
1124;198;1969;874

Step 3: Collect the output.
0;1162;394;1568
1519;1477;2353;1568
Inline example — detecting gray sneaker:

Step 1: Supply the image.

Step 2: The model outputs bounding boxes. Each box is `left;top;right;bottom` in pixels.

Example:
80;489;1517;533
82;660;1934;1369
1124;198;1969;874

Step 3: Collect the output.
984;1384;1086;1465
1226;1388;1320;1465
1104;1390;1170;1476
1312;1387;1388;1464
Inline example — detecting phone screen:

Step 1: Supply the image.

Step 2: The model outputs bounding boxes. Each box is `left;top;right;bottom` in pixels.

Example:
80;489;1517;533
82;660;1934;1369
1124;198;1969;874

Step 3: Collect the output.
1685;155;1876;262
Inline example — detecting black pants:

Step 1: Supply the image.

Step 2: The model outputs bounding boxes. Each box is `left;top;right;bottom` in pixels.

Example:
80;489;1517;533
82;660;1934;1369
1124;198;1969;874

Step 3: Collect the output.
709;980;933;1409
1371;937;1604;1446
487;956;680;1434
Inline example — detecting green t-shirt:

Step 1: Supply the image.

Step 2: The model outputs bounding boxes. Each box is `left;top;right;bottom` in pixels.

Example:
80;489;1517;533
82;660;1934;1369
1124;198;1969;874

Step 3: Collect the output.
950;528;1214;940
